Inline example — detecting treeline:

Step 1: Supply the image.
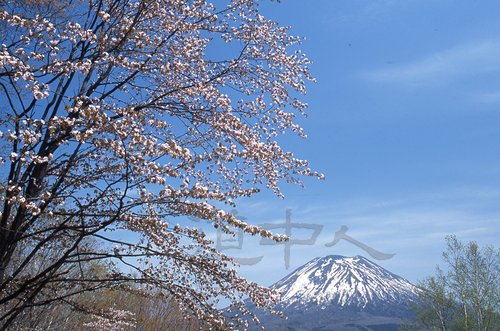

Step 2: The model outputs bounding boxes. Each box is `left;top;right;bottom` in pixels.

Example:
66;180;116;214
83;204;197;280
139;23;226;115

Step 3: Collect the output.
1;241;204;331
3;272;204;330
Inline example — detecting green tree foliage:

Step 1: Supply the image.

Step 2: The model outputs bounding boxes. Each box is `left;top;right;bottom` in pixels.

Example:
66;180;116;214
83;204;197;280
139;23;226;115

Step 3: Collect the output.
410;235;499;331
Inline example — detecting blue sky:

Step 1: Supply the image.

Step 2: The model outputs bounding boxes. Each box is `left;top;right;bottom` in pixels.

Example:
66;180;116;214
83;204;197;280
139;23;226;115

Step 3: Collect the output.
208;0;500;286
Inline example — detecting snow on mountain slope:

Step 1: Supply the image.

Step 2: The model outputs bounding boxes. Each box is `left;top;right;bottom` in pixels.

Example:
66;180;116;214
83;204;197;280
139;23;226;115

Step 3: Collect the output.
272;255;417;310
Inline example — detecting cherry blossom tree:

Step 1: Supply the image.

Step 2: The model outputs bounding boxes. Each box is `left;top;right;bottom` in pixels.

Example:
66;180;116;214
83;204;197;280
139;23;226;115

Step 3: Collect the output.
0;0;320;329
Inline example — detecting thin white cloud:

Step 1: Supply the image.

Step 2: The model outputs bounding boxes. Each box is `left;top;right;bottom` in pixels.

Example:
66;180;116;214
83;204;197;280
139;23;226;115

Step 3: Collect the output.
229;187;500;284
473;90;500;103
363;39;500;84
332;0;422;26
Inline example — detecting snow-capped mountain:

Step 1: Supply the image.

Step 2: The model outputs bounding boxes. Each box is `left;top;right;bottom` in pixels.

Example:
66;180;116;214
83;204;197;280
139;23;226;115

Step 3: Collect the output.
242;255;419;331
272;255;417;312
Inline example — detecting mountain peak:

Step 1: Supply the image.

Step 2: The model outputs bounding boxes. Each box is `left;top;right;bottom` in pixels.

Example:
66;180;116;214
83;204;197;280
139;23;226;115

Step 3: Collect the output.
272;255;417;311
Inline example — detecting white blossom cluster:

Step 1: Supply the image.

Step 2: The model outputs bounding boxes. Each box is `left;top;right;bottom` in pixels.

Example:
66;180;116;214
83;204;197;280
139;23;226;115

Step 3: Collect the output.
83;307;136;331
